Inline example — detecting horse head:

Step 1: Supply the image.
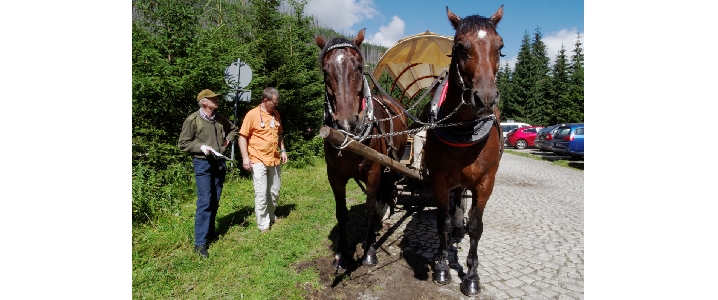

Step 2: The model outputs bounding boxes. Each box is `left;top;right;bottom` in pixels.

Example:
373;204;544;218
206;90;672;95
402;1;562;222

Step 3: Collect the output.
315;29;370;134
446;6;504;118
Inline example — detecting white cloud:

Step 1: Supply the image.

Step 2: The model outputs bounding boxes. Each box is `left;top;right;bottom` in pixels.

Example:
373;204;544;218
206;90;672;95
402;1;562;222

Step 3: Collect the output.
543;28;584;66
365;16;405;47
304;0;378;33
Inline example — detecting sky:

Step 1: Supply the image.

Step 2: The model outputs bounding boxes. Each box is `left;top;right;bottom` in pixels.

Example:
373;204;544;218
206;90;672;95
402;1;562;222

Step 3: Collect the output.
303;0;584;69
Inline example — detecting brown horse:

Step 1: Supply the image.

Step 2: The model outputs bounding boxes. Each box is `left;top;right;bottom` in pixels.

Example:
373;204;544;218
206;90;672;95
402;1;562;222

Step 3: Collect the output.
422;6;505;296
315;29;408;268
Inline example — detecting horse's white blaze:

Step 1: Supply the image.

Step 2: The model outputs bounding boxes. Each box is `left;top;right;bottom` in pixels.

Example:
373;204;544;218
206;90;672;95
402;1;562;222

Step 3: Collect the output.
336;54;345;63
478;30;487;39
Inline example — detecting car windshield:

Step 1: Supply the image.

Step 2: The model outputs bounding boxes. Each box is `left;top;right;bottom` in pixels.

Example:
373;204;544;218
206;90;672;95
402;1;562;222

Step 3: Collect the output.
554;127;571;138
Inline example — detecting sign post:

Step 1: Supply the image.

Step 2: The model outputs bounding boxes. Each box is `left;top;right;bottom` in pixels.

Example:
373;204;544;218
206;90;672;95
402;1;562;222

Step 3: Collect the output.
223;59;253;166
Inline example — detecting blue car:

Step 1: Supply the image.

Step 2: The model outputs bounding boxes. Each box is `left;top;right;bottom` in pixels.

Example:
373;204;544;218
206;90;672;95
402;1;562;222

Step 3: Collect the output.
552;124;584;159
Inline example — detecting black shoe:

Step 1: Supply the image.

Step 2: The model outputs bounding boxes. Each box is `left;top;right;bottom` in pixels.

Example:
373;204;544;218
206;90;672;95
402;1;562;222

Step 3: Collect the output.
194;245;209;258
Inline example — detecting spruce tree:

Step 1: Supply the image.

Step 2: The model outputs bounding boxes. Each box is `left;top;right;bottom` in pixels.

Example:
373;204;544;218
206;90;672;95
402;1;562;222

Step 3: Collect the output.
568;34;584;123
507;32;532;122
496;62;515;120
528;27;551;125
550;45;571;125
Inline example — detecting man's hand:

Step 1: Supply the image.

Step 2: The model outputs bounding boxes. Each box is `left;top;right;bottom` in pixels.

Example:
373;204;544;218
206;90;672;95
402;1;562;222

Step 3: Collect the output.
223;140;230;147
242;157;252;171
200;145;216;155
281;151;288;164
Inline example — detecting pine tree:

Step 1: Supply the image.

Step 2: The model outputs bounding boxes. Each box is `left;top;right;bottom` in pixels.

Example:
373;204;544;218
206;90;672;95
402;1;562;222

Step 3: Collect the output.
549;45;570;125
527;27;551;125
496;62;515;120
506;32;532;122
568;34;584;123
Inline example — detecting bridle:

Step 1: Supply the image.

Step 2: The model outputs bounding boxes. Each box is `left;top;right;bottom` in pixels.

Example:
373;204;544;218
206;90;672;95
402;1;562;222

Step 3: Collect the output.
321;42;375;138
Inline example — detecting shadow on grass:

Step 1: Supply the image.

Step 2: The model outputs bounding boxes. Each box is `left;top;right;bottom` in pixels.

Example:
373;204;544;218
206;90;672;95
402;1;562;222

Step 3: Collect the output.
215;205;254;239
212;203;297;244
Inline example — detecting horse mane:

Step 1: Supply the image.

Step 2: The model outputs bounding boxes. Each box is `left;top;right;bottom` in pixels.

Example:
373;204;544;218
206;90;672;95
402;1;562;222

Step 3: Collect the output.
318;37;364;65
454;15;498;38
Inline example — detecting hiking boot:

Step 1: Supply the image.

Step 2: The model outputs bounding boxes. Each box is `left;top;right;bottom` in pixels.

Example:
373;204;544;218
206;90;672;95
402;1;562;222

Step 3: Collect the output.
194;245;209;258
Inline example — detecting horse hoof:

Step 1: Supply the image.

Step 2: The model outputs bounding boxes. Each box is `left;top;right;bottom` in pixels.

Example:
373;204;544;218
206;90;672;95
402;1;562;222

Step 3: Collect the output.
362;253;378;266
432;270;452;284
332;256;348;269
460;279;480;296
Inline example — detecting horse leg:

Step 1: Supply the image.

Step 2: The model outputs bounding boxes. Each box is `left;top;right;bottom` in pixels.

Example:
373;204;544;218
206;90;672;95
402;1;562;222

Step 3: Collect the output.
451;187;468;238
376;171;396;224
361;167;382;266
431;186;453;284
460;183;493;296
328;174;351;269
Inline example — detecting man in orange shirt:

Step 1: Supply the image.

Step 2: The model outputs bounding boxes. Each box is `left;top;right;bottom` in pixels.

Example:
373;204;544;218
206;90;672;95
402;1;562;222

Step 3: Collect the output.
238;87;288;233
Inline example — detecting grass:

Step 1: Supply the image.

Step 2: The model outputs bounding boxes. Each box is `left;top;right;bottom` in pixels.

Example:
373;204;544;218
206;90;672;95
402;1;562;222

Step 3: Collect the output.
504;149;584;171
132;158;364;299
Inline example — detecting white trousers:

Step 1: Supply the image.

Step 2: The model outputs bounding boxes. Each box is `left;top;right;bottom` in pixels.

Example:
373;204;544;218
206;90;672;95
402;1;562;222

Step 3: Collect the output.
251;163;281;230
412;130;427;170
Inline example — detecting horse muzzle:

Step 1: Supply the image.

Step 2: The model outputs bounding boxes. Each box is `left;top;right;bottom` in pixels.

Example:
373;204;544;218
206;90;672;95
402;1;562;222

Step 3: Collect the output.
471;88;500;116
332;114;361;133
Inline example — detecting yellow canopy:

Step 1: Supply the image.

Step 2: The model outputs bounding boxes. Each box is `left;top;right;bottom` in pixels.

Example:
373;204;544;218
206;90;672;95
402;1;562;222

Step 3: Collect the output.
372;31;454;103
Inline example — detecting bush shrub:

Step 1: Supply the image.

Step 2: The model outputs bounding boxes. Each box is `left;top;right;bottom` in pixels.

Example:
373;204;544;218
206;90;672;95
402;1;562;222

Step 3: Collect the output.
132;162;195;224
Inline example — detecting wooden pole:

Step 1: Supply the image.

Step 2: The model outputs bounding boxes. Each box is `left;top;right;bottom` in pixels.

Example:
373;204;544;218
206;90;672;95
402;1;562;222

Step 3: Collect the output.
320;126;422;181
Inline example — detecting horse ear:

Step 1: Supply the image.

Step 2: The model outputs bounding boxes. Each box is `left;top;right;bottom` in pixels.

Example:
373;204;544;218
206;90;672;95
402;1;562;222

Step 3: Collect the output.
354;28;365;47
446;7;461;30
315;35;326;49
489;5;504;26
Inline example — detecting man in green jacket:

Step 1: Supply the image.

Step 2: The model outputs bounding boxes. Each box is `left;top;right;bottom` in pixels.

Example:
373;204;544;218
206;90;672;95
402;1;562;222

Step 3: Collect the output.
178;89;238;258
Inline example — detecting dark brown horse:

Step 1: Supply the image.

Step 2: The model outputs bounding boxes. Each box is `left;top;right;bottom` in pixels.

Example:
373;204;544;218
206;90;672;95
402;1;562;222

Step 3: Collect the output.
315;29;408;268
422;6;505;296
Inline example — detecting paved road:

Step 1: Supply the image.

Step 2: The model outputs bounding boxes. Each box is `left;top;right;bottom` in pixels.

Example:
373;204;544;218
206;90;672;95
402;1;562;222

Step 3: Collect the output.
382;152;584;299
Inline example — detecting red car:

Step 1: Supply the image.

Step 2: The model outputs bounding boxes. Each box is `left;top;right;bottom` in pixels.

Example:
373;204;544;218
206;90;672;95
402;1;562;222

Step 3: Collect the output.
506;126;544;149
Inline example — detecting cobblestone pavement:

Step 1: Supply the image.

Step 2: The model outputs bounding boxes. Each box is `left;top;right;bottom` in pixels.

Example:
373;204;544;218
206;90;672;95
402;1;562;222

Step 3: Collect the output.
378;153;584;299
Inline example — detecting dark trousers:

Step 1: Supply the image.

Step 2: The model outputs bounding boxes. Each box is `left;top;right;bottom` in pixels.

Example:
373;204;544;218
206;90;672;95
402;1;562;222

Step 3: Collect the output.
192;157;226;246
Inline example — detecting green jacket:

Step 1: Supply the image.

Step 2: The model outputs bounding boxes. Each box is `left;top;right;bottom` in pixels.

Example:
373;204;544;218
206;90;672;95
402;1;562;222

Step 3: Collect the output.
178;111;238;159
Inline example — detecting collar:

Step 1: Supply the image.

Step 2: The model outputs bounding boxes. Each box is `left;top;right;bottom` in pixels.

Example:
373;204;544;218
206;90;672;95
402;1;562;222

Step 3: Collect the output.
428;74;495;147
198;109;215;123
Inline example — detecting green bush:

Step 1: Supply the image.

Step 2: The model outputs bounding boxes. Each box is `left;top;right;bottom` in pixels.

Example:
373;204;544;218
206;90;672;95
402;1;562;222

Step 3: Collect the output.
132;162;195;224
285;134;324;169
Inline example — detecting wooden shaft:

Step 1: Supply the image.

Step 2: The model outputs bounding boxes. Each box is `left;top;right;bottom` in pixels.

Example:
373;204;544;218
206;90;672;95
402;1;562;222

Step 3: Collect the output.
320;126;422;180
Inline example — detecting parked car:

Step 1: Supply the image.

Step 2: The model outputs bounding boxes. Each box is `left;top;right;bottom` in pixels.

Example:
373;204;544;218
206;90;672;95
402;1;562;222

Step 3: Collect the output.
500;121;531;139
506;126;544;149
534;123;583;152
552;124;584;159
534;124;562;152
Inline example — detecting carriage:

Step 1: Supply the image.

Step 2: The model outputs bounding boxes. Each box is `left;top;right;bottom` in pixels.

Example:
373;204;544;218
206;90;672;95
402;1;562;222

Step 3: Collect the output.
316;6;505;296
